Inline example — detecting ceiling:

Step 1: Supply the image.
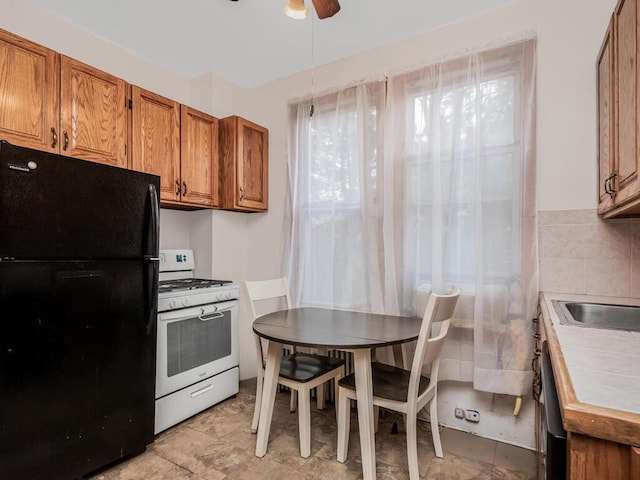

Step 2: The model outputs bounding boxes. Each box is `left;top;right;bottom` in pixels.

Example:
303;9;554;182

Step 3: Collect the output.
32;0;518;89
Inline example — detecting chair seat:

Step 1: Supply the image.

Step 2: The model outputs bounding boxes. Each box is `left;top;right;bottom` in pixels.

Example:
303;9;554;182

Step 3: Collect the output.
338;361;430;402
279;352;345;383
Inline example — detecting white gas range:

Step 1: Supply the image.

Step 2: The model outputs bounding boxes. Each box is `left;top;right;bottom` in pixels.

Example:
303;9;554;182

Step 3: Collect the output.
154;249;239;434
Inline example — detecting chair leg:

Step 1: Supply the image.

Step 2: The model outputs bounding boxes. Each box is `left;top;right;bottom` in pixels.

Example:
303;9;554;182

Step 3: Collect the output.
298;387;311;458
373;405;379;434
251;369;263;434
336;387;350;463
317;383;326;410
406;411;419;480
333;374;341;421
430;398;443;458
290;389;297;413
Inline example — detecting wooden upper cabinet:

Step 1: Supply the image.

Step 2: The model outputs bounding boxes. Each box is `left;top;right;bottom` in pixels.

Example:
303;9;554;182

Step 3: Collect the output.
220;115;268;212
0;29;59;152
598;0;640;217
59;56;127;167
180;106;219;207
130;86;180;203
614;0;640;204
0;29;128;168
598;17;616;215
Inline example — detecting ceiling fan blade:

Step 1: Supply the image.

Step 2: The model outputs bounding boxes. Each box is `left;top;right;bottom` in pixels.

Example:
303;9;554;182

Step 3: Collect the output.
311;0;341;19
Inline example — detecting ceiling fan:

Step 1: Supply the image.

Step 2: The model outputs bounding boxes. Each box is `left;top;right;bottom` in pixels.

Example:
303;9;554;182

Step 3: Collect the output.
306;0;341;19
228;0;340;20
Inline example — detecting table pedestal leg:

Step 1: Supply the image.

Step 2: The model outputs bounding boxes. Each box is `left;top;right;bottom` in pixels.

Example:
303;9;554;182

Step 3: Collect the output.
353;348;376;480
255;340;283;457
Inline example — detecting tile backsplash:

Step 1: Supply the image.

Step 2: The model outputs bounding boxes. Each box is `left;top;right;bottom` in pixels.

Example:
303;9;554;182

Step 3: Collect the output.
538;209;640;297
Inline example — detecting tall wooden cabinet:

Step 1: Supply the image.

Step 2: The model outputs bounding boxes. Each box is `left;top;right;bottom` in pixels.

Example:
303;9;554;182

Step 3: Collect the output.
130;86;180;203
598;0;640;217
219;115;268;212
0;29;128;167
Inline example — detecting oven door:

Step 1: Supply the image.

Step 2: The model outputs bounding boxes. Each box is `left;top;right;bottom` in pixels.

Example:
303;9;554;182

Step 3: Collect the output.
156;300;238;398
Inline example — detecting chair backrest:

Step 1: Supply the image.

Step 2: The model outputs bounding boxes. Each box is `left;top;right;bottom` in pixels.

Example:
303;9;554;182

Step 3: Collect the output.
407;288;460;402
245;277;293;372
245;277;293;320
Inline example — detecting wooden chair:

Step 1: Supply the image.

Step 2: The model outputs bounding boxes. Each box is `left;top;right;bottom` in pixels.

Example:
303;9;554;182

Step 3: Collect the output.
336;288;460;479
245;277;346;458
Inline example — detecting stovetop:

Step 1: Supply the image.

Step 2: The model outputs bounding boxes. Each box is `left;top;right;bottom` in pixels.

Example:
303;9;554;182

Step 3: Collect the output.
158;278;232;294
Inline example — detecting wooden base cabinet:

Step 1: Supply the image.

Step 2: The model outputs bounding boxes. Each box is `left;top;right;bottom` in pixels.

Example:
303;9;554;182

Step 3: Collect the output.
0;29;128;168
568;433;640;480
219;115;268;212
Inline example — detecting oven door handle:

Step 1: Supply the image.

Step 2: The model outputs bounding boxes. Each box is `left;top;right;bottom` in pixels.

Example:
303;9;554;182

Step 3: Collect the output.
199;312;224;322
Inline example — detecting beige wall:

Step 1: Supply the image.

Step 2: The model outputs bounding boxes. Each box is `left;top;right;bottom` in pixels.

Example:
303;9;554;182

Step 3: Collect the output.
539;210;640;296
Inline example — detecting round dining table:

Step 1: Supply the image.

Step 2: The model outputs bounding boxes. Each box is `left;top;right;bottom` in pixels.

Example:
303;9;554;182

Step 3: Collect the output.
253;307;423;480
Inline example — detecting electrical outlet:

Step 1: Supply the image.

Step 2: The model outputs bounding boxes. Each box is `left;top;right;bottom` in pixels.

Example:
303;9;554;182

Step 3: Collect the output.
465;409;480;423
454;407;464;419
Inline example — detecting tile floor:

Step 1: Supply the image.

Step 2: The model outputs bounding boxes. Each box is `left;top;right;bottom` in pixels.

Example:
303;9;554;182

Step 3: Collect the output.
89;379;536;480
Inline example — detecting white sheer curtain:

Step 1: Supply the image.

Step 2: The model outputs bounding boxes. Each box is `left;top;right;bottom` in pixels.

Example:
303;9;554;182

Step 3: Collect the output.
287;40;536;396
287;82;387;312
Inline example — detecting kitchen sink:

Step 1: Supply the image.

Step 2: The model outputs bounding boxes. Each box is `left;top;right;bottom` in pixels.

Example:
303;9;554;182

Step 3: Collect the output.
552;300;640;332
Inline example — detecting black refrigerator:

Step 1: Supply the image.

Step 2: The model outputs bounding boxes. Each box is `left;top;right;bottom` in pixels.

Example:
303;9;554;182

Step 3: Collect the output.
0;141;160;479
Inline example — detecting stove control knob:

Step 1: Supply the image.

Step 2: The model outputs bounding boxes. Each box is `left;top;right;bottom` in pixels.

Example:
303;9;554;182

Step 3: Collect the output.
183;298;191;307
169;299;179;309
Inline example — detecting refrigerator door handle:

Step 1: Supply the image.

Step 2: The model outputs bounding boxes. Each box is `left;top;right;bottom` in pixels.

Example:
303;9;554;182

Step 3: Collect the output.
148;184;160;257
145;183;160;334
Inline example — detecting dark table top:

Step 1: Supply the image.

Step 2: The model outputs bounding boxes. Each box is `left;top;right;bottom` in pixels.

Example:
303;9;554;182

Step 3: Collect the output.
252;307;422;349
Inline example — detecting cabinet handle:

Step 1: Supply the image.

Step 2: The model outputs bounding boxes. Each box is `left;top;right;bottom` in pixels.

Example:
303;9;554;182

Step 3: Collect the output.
604;177;611;195
533;333;541;339
63;131;69;151
239;187;244;201
175;180;181;196
51;127;58;148
182;181;187;196
607;172;617;198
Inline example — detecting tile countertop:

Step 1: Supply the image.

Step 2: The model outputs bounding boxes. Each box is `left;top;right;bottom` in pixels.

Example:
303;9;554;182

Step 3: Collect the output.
539;291;640;446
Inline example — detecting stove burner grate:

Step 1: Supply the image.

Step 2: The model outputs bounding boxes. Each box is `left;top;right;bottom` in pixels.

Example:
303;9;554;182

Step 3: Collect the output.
158;278;232;293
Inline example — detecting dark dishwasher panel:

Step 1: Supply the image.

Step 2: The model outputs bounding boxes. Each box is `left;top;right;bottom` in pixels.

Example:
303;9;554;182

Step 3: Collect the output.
541;352;567;480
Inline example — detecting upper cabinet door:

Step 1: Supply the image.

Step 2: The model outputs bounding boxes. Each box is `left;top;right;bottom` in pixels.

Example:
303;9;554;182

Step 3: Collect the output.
0;29;59;152
615;0;640;204
220;116;268;212
60;56;128;168
180;106;219;207
238;117;268;211
130;86;180;203
598;17;615;215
